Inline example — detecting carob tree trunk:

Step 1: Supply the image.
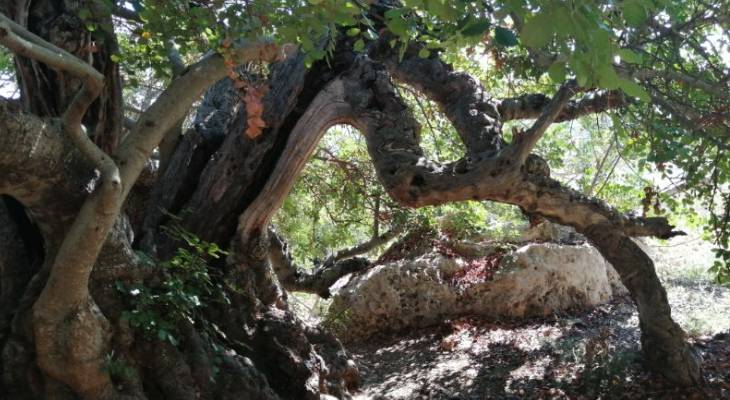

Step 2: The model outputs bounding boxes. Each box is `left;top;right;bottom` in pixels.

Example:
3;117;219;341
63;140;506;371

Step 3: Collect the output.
0;5;358;399
0;5;701;400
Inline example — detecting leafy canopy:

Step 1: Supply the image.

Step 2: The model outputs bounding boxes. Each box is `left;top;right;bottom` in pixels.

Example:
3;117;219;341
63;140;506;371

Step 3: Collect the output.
5;1;727;277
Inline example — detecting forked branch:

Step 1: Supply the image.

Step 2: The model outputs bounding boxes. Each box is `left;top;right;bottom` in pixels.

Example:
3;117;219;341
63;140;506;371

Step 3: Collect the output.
507;80;577;165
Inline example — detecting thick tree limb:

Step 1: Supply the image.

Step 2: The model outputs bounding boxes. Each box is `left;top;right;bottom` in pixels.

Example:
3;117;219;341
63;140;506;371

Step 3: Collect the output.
498;90;625;122
236;78;353;239
370;37;504;155
337;60;682;240
268;229;370;298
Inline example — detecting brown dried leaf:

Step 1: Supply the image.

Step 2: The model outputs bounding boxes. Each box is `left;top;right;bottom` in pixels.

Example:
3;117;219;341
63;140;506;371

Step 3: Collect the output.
242;84;269;139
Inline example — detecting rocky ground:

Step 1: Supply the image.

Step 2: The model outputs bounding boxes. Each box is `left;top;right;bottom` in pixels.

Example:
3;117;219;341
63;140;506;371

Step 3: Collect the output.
342;235;730;399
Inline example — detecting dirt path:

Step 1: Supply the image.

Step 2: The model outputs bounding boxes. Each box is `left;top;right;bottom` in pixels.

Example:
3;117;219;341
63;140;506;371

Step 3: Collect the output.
349;298;730;399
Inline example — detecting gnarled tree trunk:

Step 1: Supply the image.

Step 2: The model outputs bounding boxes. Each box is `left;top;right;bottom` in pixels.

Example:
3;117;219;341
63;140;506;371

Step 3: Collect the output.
0;4;702;400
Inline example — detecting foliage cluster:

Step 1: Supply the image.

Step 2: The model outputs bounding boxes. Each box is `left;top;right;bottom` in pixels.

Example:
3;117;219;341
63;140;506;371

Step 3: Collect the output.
117;222;230;348
1;1;728;277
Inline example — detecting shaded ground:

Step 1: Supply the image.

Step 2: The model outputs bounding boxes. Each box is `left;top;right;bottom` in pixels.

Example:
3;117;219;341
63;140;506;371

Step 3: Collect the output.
346;236;730;399
349;299;730;399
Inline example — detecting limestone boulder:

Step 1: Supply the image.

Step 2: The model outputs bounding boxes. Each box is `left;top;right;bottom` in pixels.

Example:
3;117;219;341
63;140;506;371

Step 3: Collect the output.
326;243;626;342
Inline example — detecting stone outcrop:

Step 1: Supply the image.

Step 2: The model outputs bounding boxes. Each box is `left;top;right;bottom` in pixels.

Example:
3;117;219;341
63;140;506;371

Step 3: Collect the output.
326;243;626;342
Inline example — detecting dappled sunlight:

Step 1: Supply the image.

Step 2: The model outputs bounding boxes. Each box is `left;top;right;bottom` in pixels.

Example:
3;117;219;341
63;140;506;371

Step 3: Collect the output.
350;297;730;399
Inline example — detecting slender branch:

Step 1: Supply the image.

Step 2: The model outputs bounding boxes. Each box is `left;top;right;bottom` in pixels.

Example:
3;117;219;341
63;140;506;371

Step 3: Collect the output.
632;68;730;101
507;81;577;165
647;86;730;146
0;13;79;58
113;4;142;22
0;14;105;133
268;228;370;298
325;225;403;263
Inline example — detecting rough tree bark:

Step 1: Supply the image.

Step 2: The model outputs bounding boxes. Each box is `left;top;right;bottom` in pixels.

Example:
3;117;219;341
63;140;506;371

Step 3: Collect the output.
0;4;702;400
0;5;360;396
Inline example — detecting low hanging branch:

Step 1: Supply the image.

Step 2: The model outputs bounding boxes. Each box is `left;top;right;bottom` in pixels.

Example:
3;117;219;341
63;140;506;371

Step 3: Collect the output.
340;56;697;384
268;228;370;298
338;59;683;240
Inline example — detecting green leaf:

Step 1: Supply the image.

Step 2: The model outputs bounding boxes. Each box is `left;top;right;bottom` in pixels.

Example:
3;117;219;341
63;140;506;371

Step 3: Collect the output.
384;8;406;20
346;27;360;37
547;61;567;83
623;0;648;27
617;48;643;64
551;7;572;37
618;78;650;102
494;27;518;47
78;7;92;20
353;39;365;52
597;64;621;89
461;19;490;38
386;17;409;37
425;0;457;20
520;14;552;48
418;48;430;58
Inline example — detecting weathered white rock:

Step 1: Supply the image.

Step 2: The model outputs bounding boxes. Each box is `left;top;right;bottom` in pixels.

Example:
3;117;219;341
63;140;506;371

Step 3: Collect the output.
327;243;626;342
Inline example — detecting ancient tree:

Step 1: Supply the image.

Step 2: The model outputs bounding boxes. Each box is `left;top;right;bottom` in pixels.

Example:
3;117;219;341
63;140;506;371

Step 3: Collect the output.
0;0;727;398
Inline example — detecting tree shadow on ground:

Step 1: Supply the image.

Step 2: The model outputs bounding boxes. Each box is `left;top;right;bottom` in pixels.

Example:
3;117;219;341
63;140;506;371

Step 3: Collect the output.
351;299;730;399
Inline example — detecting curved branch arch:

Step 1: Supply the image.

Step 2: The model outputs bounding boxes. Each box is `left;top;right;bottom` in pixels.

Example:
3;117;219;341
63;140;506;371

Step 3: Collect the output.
236;56;700;386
